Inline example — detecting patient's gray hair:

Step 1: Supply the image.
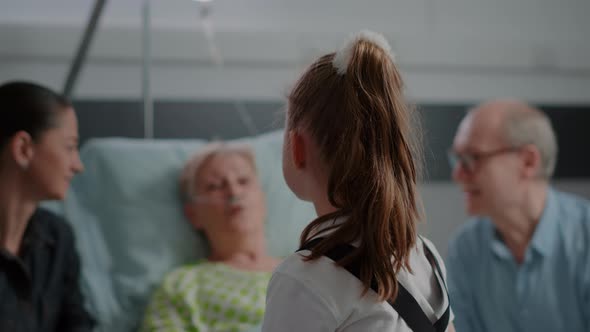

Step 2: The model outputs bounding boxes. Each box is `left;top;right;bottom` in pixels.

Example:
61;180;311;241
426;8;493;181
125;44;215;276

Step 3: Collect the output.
502;106;558;179
179;142;257;203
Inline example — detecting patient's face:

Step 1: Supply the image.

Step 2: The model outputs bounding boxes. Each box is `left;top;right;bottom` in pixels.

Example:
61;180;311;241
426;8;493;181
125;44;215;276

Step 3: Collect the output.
190;153;266;236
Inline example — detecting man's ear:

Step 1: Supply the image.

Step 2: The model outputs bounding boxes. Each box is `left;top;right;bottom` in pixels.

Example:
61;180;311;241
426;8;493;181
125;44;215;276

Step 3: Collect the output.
521;144;542;179
183;204;203;230
10;131;35;170
289;130;306;170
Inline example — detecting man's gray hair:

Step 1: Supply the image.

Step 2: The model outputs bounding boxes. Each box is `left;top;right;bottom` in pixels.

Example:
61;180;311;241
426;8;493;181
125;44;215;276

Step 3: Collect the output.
503;108;558;179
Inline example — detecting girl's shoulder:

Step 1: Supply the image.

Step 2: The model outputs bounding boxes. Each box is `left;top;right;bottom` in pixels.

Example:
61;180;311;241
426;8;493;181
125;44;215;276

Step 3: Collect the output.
269;251;372;325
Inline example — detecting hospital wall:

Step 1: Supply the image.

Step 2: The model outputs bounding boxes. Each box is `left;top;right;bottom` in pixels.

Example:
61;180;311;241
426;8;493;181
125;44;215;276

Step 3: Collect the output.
1;0;589;103
58;100;590;257
1;0;590;256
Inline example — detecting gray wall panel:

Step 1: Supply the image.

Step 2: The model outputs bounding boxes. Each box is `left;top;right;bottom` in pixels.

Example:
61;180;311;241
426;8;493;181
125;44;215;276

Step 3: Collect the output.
153;101;284;140
73;100;590;180
74;101;143;143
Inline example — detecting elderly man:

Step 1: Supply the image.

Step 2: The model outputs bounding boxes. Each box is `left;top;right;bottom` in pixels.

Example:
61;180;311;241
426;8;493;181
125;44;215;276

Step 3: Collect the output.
446;99;590;332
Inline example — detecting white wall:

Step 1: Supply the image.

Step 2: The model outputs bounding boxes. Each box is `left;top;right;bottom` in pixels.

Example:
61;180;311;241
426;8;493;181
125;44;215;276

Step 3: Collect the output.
2;0;590;256
1;0;589;102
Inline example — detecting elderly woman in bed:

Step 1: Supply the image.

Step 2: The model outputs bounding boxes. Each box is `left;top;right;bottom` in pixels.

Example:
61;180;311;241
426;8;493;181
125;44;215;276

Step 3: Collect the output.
141;142;280;332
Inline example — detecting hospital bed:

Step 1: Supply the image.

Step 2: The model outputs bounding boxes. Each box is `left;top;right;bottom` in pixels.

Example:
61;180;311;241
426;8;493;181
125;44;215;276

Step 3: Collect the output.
44;130;316;332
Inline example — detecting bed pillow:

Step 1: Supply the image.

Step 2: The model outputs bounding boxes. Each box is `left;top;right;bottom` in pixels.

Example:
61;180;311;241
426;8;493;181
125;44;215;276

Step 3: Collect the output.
61;130;316;332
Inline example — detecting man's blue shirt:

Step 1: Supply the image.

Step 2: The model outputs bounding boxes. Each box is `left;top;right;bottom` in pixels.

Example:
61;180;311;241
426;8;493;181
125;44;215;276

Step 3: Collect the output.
447;188;590;332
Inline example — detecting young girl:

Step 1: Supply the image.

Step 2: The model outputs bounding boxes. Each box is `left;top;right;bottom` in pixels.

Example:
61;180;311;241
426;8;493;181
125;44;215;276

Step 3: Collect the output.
262;31;455;331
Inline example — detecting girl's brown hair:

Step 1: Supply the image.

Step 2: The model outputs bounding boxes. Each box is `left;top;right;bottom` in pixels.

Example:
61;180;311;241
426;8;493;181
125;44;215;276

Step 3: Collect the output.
288;36;423;301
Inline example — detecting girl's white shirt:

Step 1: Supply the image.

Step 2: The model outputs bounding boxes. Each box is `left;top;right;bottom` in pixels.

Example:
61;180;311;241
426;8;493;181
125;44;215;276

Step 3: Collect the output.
262;217;454;331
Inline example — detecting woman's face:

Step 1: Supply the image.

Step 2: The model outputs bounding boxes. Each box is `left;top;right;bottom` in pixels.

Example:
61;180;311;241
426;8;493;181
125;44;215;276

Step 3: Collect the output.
190;152;267;236
27;107;84;200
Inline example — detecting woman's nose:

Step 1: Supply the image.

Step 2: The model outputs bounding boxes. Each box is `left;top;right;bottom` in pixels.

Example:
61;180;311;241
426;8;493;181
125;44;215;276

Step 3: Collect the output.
226;180;242;197
73;153;85;174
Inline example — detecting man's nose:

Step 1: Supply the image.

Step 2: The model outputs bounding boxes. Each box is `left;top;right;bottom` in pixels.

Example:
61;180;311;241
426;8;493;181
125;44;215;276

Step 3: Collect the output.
452;161;469;183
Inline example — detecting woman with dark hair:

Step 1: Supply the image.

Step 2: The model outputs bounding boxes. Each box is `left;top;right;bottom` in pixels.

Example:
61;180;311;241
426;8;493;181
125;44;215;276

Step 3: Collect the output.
0;81;94;331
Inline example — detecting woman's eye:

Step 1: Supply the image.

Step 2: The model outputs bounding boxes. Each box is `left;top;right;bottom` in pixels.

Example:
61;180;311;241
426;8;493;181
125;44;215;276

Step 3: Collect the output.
238;177;250;186
205;183;223;191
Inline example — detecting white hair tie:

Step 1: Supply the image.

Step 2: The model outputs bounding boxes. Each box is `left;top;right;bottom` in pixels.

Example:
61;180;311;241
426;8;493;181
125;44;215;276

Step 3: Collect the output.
332;30;396;75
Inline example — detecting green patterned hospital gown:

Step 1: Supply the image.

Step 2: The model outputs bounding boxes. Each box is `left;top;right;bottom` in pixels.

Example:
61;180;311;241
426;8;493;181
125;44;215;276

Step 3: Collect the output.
141;262;271;332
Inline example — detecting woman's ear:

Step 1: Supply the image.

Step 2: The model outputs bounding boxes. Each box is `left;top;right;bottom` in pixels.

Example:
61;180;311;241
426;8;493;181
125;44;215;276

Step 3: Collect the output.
10;131;35;170
183;203;203;230
289;130;306;169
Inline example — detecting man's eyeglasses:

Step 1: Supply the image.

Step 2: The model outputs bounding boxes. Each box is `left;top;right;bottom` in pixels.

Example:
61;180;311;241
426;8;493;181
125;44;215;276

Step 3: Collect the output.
447;147;521;172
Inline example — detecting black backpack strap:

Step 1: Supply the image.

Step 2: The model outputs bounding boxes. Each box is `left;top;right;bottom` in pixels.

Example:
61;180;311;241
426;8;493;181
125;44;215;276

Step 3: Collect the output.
420;237;451;332
298;238;450;332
